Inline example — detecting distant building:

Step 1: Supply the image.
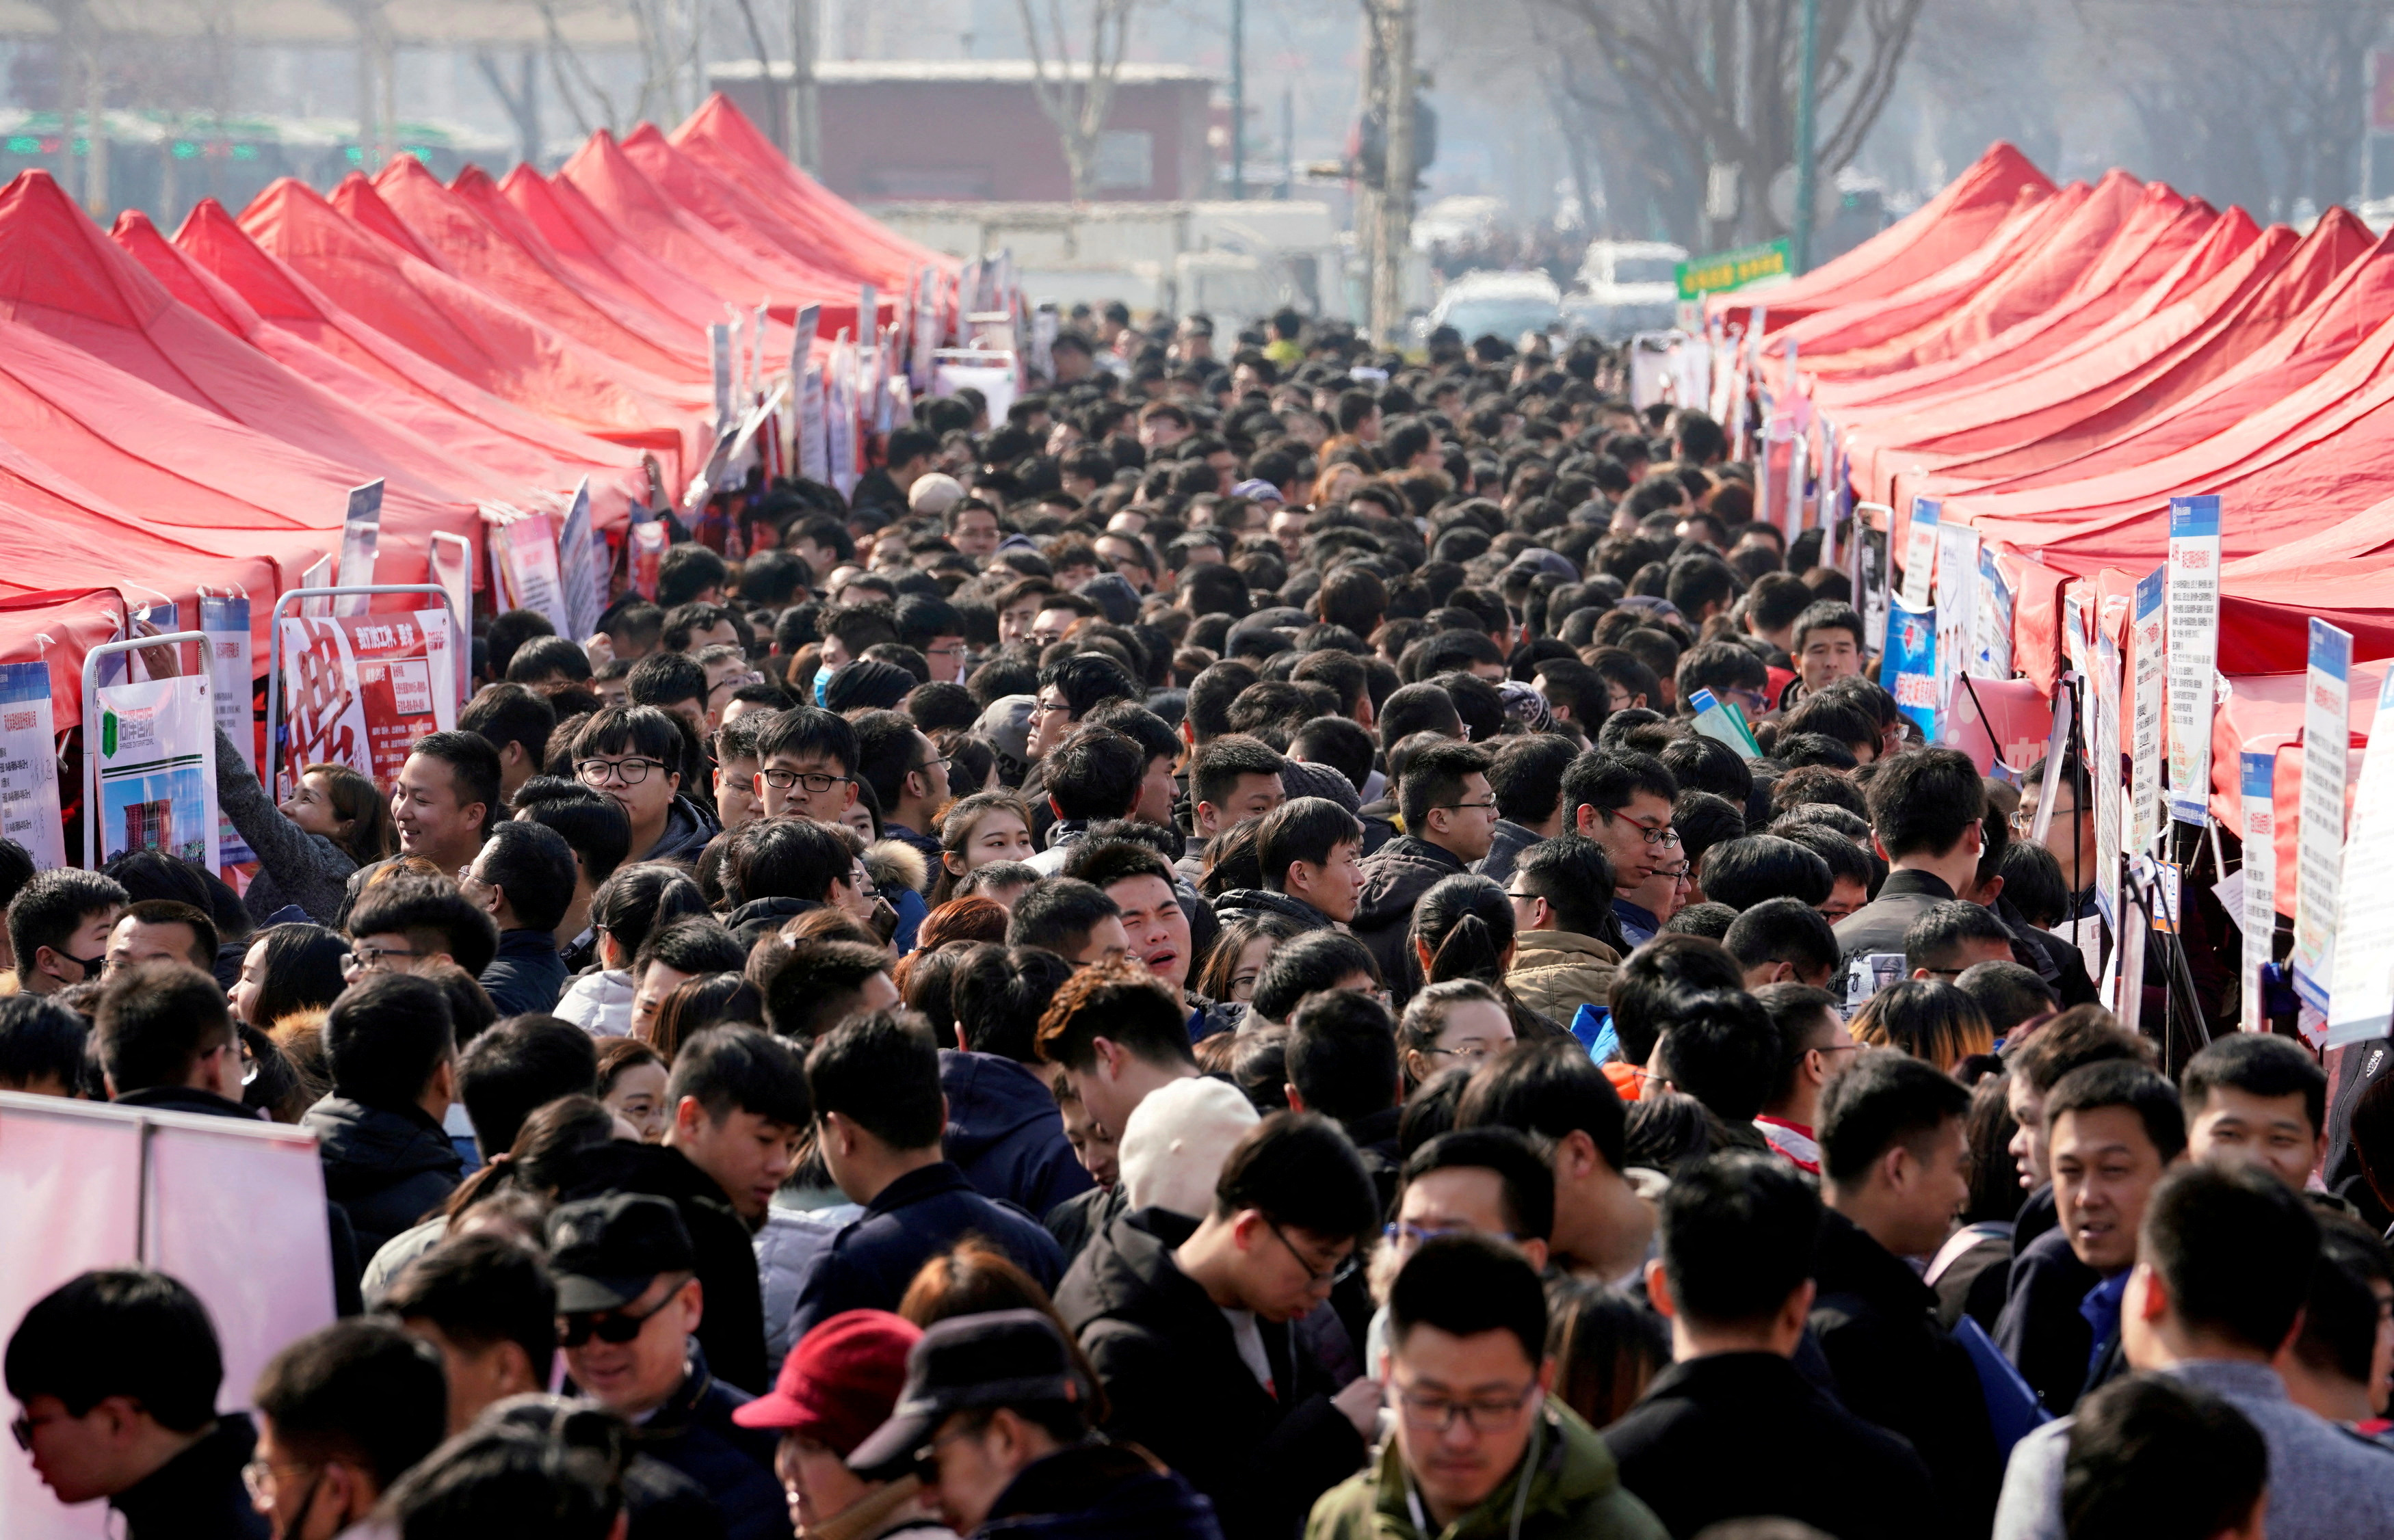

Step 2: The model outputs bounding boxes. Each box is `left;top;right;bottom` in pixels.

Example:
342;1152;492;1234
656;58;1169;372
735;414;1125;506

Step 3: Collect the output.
710;59;1217;203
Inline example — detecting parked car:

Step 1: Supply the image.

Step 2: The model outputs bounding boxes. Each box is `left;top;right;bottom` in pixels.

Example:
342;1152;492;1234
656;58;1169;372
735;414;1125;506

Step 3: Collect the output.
1422;269;1562;348
1564;239;1685;340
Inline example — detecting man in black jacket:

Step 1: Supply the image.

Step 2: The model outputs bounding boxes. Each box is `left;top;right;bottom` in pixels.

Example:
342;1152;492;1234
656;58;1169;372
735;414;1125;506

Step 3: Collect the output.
1055;1111;1383;1539
460;820;577;1017
1603;1152;1937;1540
3;1268;267;1538
1813;1050;2002;1533
1352;741;1498;1000
302;972;463;1267
1832;747;1987;981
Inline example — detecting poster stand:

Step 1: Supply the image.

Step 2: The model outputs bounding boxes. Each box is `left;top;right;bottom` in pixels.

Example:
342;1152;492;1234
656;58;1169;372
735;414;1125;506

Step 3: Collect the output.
79;630;209;874
262;585;462;807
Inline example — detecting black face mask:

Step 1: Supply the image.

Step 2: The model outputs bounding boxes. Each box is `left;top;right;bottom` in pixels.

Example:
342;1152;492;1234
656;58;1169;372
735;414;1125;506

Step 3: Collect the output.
58;951;105;981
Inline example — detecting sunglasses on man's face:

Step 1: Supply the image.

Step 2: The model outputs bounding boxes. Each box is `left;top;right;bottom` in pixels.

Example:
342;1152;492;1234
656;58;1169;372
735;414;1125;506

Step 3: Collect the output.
559;1290;676;1348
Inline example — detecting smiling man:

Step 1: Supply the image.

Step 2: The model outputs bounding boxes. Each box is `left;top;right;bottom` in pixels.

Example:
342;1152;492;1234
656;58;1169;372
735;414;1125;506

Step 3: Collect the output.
2180;1033;2328;1193
1309;1236;1666;1540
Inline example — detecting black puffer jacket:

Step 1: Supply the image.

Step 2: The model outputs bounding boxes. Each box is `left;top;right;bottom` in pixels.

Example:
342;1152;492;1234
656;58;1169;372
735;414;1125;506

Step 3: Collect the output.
302;1096;462;1272
1350;835;1472;1002
1209;888;1339;933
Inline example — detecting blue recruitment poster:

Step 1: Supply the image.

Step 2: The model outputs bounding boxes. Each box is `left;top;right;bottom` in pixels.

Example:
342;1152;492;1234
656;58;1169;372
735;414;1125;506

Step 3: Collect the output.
0;663;65;868
2241;749;2276;1035
2166;496;2222;825
1879;598;1938;741
2128;567;2166;855
1973;546;2014;680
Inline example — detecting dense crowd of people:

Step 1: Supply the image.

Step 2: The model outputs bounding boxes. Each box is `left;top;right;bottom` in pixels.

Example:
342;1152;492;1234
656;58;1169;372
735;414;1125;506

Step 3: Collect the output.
1;304;2389;1540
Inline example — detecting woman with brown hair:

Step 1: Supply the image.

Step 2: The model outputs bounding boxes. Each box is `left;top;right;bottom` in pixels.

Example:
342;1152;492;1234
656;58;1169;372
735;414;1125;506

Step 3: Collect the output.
213;721;398;925
1849;979;1996;1073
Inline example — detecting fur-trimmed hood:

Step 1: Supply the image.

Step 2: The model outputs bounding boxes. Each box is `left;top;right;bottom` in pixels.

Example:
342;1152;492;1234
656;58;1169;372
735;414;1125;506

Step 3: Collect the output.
865;837;930;897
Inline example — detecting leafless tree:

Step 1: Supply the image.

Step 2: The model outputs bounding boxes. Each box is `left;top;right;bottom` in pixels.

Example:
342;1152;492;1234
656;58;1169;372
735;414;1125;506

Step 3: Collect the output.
1015;0;1140;202
1529;0;1927;245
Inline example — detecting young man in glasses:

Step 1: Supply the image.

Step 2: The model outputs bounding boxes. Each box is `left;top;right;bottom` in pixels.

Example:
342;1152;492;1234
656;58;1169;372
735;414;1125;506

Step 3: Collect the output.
1352;740;1498;1000
751;704;860;825
1055;1110;1384;1538
547;1192;782;1539
1559;749;1682;949
569;705;717;865
1308;1235;1666;1540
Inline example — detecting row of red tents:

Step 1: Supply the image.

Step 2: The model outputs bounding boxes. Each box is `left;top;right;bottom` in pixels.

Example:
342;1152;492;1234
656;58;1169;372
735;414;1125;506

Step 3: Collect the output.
1725;144;2394;825
0;95;951;727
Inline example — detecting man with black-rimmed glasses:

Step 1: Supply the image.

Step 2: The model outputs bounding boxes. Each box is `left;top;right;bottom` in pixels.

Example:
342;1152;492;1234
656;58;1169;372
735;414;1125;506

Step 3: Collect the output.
749;704;859;825
569;705;717;866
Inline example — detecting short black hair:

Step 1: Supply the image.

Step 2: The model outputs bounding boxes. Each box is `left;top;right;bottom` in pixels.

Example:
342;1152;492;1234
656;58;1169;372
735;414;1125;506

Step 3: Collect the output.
1511;834;1617;938
1288;715;1376;795
1251;930;1380;1022
514;788;632;889
1398;739;1492;832
1377;682;1463;746
1723;897;1838;982
632;915;746;981
1005;878;1121;956
1257;797;1364;890
5;1269;223;1433
2064;1374;2266;1540
1655;989;1781;1122
657;542;731;608
1817;1048;1971;1186
1035;957;1195;1071
1386;1234;1548;1366
720;816;850;907
349;877;501;977
505;635;594;686
409;730;505;844
759;938;895;1041
1700;835;1832;912
1456;1037;1629;1176
1060;838;1178;894
1560;748;1676;832
475;821;579;934
1040;653;1141;719
754;704;859;777
1791;601;1865;656
1866;747;1984;860
8;868;127;976
325;970;456;1109
666;1022;811;1128
570;703;686;775
2180;1033;2327;1139
1287;989;1400;1124
1754;982;1843;1108
94;958;233;1092
807;1009;944;1150
627;651;706;713
1607;934;1743;1068
1954;960;2057;1036
254;1318;448;1488
1189;733;1285;813
1657;1152;1821;1327
851;709;928;812
2143;1160;2319;1353
382;1232;557;1388
1486;734;1578;826
951;944;1079;1061
1214;1110;1381;1247
1401;1127;1555;1243
462;685;559;774
2046;1060;2187;1162
457;1014;599;1154
2296;1214;2394;1390
0;992;86;1089
1044;726;1144;821
1902;899;2016;976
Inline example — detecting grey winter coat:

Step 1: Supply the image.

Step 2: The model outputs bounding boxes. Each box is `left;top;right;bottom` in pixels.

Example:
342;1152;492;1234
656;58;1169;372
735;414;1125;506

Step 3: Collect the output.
213;726;360;926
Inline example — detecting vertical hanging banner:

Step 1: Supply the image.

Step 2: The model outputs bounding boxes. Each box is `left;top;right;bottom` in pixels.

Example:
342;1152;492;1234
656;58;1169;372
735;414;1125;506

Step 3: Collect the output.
277;612;458;796
629;519;668;602
798;361;830;485
829;338;860;499
200;595;256;867
1853;507;1891;656
1899;497;1940;611
490;512;570;639
787;302;821;471
1932;518;1980;732
330;480;384;618
2293;619;2354;1018
858;284;878;374
2166;496;2222;825
748;303;768;405
554;479;603;641
0;663;66;869
912;274;940;390
1878;598;1938;742
2128;567;2166;855
95;673;218;868
2329;667;2394;1046
709;321;733;432
2092;625;2124;935
2241;750;2277;1033
1972;547;2014;681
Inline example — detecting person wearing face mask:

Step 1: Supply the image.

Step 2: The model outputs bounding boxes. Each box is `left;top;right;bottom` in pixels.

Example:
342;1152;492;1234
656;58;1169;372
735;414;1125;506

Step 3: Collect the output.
7;868;129;997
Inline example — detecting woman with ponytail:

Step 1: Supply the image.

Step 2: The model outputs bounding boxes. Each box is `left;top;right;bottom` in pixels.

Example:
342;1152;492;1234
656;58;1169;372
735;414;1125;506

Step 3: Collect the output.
1408;873;1572;1042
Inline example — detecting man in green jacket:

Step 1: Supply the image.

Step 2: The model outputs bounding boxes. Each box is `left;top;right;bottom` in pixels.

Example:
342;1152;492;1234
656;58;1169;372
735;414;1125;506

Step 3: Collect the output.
1306;1235;1667;1540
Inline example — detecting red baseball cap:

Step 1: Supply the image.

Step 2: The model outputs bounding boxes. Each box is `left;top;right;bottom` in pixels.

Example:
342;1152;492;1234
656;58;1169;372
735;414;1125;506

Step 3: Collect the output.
731;1310;923;1455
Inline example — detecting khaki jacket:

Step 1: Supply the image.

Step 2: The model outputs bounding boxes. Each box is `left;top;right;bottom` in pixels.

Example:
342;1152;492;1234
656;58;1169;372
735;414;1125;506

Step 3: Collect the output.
1506;930;1622;1023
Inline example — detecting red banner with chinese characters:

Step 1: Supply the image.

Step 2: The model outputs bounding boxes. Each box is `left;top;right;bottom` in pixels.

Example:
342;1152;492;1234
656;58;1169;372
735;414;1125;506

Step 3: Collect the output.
276;611;456;795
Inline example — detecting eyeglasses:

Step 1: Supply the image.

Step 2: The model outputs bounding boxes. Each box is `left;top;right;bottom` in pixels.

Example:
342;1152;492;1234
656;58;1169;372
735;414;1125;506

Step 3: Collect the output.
1265;1218;1361;1288
1502;890;1542;904
341;944;423;974
9;1410;50;1450
560;1288;681;1348
1606;814;1681;847
910;752;954;776
1385;1220;1516;1248
1425;1042;1502;1061
576;756;668;787
1031;697;1074;716
241;1457;323;1509
759;767;855;793
1437;799;1500;813
1390;1377;1541;1433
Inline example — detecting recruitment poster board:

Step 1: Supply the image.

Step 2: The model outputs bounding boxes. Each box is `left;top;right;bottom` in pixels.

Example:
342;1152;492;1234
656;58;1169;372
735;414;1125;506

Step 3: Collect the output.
1972;546;2015;682
553;479;603;641
0;1091;334;1540
1879;598;1938;742
489;510;570;640
428;533;473;644
2092;625;2123;936
2128;567;2166;855
199;596;255;868
94;673;217;869
2329;665;2394;1046
2293;619;2354;1016
1899;497;1941;611
2242;749;2277;1034
1933;520;1979;735
2166;496;2222;825
276;612;456;796
0;663;65;870
330;480;383;618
